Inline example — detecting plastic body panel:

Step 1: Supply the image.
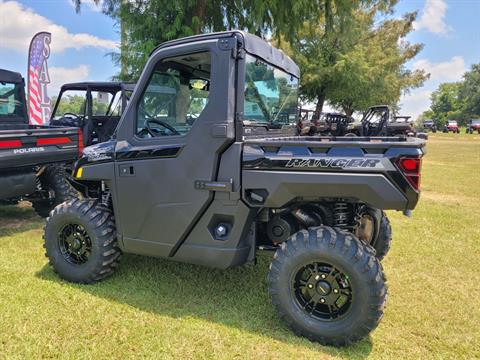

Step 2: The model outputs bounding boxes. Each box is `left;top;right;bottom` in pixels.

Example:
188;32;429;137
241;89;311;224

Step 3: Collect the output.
0;170;36;199
0;126;80;169
242;170;407;209
242;137;425;210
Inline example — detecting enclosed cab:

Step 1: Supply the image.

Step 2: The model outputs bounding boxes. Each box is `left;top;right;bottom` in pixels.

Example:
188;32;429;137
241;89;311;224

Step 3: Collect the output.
43;31;425;347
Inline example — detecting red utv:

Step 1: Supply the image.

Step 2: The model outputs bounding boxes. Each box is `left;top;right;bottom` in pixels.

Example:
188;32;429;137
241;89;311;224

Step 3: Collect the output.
466;119;480;134
443;120;460;133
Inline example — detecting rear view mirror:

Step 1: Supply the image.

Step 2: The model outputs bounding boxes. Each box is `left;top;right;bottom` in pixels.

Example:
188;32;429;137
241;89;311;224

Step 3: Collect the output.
189;79;209;92
96;91;110;104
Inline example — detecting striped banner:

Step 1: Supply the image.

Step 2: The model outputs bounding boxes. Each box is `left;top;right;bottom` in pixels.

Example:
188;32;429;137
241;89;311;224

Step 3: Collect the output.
27;32;51;125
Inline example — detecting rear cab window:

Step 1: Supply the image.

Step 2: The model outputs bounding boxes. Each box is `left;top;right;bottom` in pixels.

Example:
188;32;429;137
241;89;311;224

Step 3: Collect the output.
243;55;299;130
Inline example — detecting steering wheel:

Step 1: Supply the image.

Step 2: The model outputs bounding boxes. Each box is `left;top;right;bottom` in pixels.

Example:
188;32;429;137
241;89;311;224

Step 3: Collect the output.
62;112;81;119
146;118;180;137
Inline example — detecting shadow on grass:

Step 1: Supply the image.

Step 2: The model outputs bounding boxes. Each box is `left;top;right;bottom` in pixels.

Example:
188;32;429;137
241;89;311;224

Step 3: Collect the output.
0;203;43;237
36;253;373;358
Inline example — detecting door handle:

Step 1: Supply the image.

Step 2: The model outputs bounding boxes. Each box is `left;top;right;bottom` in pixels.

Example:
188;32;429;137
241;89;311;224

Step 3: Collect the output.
194;179;232;192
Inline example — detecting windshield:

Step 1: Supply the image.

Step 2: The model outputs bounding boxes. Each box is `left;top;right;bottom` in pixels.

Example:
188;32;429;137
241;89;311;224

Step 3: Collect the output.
243;55;299;126
52;89;122;120
471;120;480;125
448;121;457;125
0;81;26;118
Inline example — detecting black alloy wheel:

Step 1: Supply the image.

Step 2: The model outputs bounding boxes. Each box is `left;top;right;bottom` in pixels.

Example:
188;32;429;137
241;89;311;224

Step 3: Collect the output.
292;261;353;321
268;226;387;346
58;223;92;265
44;199;121;284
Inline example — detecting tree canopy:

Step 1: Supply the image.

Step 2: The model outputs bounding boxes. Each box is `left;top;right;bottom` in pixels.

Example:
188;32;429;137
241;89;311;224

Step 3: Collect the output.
72;0;428;117
421;63;480;126
279;2;428;116
73;0;323;81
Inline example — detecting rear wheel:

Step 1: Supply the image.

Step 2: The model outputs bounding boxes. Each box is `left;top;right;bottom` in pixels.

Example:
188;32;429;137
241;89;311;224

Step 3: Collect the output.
268;226;387;346
44;198;121;284
32;165;77;218
371;213;392;261
355;209;392;261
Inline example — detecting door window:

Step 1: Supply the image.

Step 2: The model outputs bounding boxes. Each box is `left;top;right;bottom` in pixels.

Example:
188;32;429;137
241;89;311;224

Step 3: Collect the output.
136;51;211;138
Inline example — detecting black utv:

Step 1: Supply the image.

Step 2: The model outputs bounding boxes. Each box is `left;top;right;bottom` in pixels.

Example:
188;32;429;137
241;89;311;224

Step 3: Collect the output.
50;81;135;147
44;31;425;347
0;69;81;214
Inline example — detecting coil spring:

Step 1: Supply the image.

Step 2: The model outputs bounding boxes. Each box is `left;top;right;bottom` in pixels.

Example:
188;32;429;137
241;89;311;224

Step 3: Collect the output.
334;202;349;228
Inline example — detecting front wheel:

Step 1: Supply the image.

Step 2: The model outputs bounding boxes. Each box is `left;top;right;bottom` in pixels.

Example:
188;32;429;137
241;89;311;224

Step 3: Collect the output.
268;226;387;346
44;199;122;284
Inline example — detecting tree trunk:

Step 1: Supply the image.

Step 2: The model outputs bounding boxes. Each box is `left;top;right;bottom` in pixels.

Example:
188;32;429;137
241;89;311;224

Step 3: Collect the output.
192;0;207;34
314;93;326;119
120;18;127;79
343;104;354;117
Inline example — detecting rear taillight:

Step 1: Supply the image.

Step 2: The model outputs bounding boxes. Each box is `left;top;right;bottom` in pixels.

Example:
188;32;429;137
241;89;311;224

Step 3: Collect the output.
396;157;422;191
77;128;84;158
0;140;22;149
36;137;71;146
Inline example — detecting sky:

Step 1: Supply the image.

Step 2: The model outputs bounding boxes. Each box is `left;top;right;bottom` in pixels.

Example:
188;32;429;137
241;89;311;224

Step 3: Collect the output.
0;0;479;119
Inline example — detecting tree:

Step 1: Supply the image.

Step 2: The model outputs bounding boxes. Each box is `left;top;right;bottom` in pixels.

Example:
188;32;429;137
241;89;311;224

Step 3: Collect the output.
72;0;324;81
280;2;428;116
428;82;470;125
423;63;480;126
459;63;480;117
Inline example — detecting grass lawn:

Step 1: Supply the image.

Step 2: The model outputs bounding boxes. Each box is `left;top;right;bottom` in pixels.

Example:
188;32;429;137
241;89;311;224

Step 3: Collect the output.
0;132;479;359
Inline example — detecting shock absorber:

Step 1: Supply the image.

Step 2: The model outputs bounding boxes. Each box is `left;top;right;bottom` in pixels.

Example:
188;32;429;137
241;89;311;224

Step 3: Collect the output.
333;202;350;229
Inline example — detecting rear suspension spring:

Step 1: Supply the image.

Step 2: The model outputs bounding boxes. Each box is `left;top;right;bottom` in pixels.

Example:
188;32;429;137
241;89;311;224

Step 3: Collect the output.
333;202;350;229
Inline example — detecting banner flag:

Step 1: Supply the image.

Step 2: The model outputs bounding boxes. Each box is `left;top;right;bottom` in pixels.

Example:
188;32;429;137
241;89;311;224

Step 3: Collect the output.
27;32;52;125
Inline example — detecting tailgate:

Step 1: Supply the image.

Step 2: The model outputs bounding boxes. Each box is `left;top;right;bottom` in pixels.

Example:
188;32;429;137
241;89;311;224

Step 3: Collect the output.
0;126;80;169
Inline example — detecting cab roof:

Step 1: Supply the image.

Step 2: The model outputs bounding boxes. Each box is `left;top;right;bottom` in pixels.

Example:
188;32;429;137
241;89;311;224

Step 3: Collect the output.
152;30;300;78
0;69;23;83
60;82;136;93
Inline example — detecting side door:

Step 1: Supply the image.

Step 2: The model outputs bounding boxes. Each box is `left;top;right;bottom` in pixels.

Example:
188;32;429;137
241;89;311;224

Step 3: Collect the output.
113;38;237;257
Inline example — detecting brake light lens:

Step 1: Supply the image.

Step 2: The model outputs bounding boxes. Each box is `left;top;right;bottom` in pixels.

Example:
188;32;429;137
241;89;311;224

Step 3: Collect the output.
77;128;84;158
396;157;422;191
36;137;71;146
0;140;22;149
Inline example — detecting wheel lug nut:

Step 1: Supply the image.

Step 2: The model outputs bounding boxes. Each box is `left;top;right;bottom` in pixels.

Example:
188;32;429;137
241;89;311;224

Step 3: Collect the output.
320;298;325;303
315;275;320;280
308;284;313;289
333;289;339;294
321;274;326;279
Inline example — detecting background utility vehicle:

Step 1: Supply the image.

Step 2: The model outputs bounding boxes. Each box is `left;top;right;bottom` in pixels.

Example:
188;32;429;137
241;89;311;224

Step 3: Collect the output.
422;119;437;133
31;81;135;214
443;120;460;133
346;105;427;139
466;119;480;134
297;110;353;136
0;69;80;215
44;31;425;347
50;82;135;147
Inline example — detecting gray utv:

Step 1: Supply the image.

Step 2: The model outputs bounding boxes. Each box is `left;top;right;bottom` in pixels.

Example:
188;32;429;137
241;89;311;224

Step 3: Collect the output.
43;31;425;347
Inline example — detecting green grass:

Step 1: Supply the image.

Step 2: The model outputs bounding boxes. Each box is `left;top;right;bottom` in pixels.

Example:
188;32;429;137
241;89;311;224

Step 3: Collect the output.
1;132;479;359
